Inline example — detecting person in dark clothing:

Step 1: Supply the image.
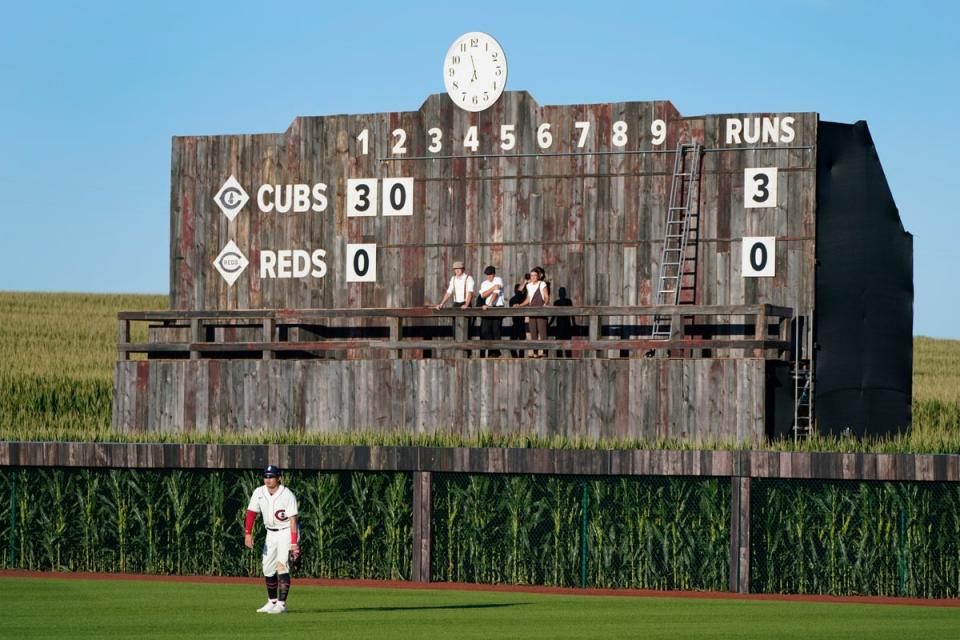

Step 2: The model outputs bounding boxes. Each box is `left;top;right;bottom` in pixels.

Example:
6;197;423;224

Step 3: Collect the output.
508;273;529;357
552;286;574;358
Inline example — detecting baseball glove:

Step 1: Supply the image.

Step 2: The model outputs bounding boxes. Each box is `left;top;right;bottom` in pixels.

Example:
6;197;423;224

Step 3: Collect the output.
289;546;303;572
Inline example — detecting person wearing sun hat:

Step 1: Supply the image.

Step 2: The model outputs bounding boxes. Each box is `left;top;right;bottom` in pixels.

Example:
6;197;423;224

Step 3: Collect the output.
435;260;475;309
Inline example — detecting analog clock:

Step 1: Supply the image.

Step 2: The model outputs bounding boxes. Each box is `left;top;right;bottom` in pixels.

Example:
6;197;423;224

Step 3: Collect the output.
443;32;507;112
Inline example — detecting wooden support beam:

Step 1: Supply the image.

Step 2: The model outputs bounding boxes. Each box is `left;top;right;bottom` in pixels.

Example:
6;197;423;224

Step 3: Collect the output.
753;306;768;358
454;316;468;358
189;319;201;361
412;471;432;583
117;319;130;361
588;315;599;358
389;317;402;359
262;319;274;361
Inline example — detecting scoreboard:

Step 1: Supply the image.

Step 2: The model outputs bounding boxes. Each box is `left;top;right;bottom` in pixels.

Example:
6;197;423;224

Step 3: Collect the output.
171;93;817;321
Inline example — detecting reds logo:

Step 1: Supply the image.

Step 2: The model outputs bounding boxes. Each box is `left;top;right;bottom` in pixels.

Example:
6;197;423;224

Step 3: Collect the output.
274;509;288;522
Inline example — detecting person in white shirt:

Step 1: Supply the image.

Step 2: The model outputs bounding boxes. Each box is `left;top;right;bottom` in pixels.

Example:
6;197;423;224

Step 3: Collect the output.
435;260;474;309
517;266;550;357
478;265;505;357
244;465;299;614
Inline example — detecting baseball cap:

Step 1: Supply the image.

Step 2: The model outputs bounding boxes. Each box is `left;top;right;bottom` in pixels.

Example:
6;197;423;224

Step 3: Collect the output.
263;465;281;478
452;261;465;270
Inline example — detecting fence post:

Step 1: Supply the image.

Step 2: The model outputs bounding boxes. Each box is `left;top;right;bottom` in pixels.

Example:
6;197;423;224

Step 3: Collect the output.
729;476;751;593
8;472;16;568
898;509;906;596
580;481;588;588
412;471;432;583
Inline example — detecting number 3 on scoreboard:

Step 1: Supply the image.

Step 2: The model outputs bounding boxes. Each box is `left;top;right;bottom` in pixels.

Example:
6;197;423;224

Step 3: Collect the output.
346;244;377;282
744;168;778;209
741;237;775;278
347;179;378;217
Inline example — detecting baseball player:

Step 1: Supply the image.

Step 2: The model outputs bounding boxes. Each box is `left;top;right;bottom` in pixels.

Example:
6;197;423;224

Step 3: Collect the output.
244;464;299;614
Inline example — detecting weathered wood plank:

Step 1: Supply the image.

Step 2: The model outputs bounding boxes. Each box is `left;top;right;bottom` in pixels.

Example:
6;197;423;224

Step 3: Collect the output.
4;443;957;483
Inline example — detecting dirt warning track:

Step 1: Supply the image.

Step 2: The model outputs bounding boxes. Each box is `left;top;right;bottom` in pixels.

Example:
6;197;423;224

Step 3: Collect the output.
2;570;958;608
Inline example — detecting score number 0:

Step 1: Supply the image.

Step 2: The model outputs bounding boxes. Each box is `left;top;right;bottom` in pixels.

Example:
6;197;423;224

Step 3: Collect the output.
742;237;775;278
346;244;377;282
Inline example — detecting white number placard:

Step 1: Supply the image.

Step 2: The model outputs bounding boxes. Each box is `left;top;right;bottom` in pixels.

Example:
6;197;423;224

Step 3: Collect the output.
346;244;377;282
347;178;377;217
742;237;775;277
744;168;778;208
382;177;414;216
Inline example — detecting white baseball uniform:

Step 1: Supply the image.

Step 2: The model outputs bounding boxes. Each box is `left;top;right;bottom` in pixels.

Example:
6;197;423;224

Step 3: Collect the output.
247;484;299;576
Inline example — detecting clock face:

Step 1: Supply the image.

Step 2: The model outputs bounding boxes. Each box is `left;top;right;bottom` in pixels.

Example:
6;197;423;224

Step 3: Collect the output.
443;32;507;112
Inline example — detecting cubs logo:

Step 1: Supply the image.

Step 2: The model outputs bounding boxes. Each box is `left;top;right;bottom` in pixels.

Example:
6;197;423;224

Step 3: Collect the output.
274;509;288;522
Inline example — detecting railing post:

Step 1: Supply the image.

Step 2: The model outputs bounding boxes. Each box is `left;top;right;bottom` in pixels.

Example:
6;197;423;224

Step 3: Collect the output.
117;318;130;361
190;318;201;361
262;318;274;361
454;315;467;358
753;305;768;358
412;471;432;583
780;314;791;361
389;317;402;359
729;475;751;594
588;315;599;359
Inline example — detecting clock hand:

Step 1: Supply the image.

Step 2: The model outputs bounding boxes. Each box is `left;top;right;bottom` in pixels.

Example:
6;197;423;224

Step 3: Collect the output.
470;55;477;82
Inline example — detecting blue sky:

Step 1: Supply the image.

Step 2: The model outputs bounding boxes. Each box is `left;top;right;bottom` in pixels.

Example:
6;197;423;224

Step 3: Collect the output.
1;1;957;338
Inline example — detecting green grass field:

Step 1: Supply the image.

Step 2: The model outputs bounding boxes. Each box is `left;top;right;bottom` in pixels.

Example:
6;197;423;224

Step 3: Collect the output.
1;291;958;452
2;576;958;640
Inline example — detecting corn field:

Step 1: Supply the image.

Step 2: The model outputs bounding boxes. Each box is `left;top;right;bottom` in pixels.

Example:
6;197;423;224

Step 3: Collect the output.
751;479;960;598
431;474;730;590
0;468;411;580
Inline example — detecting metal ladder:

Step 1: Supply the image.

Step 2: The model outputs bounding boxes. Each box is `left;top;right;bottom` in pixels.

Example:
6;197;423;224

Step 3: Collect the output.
652;142;703;339
792;314;815;441
792;361;813;441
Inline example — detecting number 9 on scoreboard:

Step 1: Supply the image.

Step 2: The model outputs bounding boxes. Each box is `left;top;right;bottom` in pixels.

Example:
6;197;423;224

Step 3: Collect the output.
742;237;775;278
346;243;377;282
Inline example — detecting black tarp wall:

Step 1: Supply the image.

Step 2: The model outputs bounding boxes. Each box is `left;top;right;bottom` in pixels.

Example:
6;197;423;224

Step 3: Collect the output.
814;120;913;437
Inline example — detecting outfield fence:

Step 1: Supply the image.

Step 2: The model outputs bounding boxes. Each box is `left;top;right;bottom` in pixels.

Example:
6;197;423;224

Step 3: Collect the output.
1;444;959;598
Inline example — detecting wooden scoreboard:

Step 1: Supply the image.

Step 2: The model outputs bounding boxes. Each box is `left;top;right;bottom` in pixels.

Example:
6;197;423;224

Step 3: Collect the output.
173;95;815;313
115;35;912;442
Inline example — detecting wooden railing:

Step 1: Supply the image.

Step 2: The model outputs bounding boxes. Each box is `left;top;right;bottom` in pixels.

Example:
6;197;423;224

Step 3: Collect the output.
117;304;794;360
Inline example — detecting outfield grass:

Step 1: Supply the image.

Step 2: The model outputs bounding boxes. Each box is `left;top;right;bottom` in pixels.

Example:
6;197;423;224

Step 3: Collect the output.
0;291;958;452
2;577;958;640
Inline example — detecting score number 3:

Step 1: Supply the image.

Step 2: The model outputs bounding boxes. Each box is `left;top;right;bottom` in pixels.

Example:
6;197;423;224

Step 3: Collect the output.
744;168;778;209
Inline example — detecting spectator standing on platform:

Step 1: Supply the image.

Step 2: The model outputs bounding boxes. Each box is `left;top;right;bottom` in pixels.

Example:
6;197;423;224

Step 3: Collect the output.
552;286;575;358
518;266;550;357
508;273;529;357
478;265;505;357
435;261;474;309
